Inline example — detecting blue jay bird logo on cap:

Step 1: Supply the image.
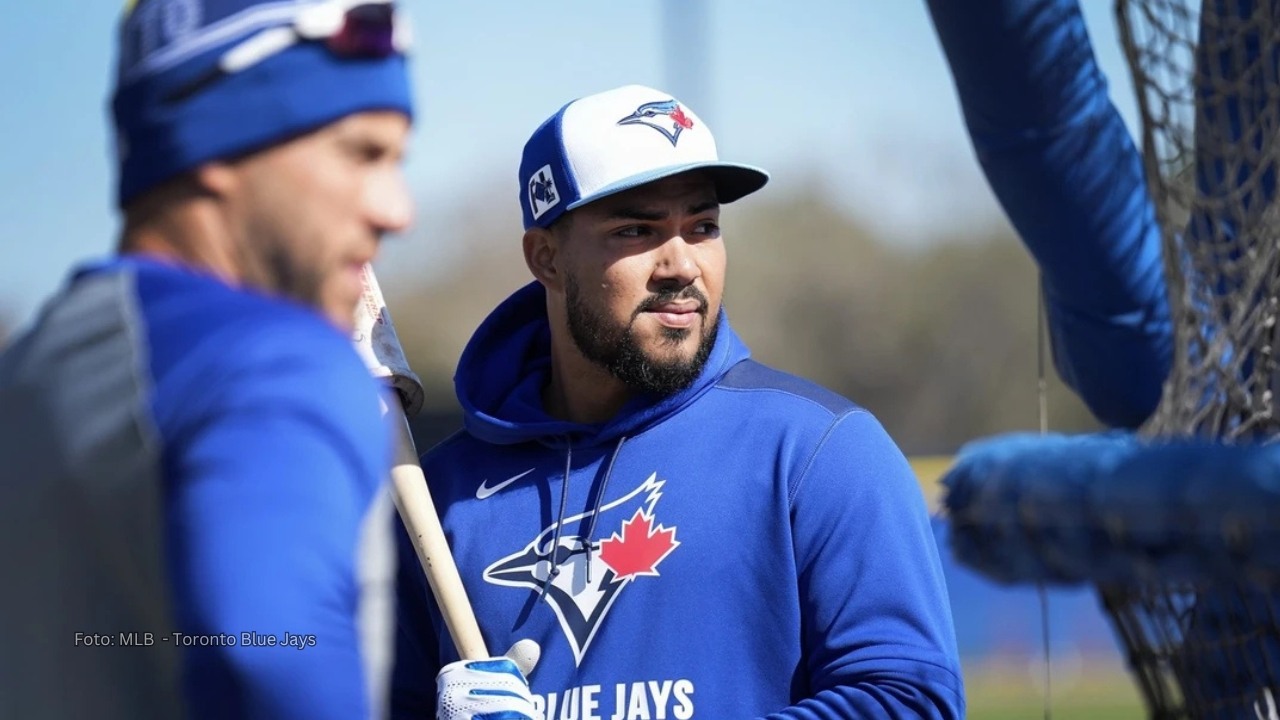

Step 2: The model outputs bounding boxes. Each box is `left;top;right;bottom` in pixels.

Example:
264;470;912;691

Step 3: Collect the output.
617;99;695;147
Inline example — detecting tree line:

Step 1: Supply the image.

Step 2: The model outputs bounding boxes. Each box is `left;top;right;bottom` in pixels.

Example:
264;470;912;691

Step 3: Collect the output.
385;183;1102;456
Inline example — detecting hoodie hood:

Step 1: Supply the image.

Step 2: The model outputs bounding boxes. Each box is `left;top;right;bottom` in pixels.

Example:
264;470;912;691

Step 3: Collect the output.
455;281;750;448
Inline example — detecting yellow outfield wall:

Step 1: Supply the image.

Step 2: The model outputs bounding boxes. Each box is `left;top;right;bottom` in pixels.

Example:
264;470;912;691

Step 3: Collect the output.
909;455;952;512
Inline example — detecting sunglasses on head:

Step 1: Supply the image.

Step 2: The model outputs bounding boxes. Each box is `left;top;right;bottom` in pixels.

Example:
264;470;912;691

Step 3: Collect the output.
165;0;410;103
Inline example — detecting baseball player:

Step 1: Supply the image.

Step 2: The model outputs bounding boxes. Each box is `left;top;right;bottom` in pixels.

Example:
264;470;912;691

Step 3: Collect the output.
392;85;964;719
0;1;413;718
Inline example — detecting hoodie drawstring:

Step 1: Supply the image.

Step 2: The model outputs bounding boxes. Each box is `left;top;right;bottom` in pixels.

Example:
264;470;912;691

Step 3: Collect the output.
538;435;629;599
584;436;627;584
540;439;574;601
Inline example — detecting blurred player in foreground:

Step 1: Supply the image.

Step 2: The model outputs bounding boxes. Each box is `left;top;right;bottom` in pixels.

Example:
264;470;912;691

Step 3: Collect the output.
392;85;964;719
0;1;413;717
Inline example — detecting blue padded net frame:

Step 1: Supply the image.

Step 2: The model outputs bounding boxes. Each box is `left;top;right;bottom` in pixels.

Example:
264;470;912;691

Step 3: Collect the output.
947;1;1280;717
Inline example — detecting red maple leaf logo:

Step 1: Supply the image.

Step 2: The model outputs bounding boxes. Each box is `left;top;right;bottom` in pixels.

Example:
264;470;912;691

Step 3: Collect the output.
670;106;694;130
599;510;679;580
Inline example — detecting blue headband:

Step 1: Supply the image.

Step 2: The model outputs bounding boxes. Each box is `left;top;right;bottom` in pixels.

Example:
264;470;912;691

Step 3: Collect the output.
111;0;414;208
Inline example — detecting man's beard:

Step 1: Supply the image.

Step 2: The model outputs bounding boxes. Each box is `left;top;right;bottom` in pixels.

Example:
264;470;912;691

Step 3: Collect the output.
261;238;327;311
565;275;719;396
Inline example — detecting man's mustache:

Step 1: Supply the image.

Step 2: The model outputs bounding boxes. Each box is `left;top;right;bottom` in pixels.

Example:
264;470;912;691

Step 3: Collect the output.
633;287;710;319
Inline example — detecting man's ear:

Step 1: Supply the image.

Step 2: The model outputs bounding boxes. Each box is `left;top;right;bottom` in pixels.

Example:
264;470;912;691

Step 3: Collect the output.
523;226;563;291
193;161;240;199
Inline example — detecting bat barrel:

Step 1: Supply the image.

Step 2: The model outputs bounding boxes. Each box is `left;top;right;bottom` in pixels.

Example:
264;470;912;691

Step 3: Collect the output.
353;264;488;661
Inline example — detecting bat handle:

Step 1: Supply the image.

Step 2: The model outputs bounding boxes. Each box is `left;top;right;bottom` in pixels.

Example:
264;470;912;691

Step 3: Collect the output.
385;399;489;661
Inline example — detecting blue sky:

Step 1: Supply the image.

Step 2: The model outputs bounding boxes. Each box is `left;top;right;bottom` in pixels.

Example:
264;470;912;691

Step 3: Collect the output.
0;0;1139;329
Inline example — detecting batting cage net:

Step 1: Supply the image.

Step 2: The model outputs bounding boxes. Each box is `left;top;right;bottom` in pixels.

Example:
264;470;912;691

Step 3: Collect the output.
944;1;1280;718
1109;1;1280;716
1122;0;1280;441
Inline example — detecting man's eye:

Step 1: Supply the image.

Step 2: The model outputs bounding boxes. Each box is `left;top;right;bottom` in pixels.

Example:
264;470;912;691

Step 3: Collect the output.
615;226;647;238
344;141;385;164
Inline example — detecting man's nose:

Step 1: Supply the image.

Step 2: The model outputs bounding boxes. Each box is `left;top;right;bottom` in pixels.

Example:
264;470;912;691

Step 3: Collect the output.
366;168;414;234
650;234;700;287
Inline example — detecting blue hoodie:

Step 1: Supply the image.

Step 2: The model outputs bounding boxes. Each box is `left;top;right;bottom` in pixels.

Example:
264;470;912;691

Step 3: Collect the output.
0;256;393;719
392;282;963;719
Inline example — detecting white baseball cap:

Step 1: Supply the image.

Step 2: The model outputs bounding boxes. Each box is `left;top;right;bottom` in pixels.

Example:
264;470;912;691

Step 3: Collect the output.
519;84;770;229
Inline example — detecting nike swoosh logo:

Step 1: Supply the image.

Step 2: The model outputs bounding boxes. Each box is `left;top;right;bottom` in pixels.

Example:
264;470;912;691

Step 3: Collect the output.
476;468;536;500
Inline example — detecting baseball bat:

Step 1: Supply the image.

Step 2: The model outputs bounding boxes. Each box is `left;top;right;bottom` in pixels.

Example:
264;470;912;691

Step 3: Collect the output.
352;264;489;661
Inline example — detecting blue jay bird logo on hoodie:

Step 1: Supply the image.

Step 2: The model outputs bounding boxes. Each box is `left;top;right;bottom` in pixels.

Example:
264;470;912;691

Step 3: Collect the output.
483;473;680;665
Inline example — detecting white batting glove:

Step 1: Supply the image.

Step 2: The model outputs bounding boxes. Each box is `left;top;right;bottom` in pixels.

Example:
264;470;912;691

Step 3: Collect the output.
436;639;543;720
